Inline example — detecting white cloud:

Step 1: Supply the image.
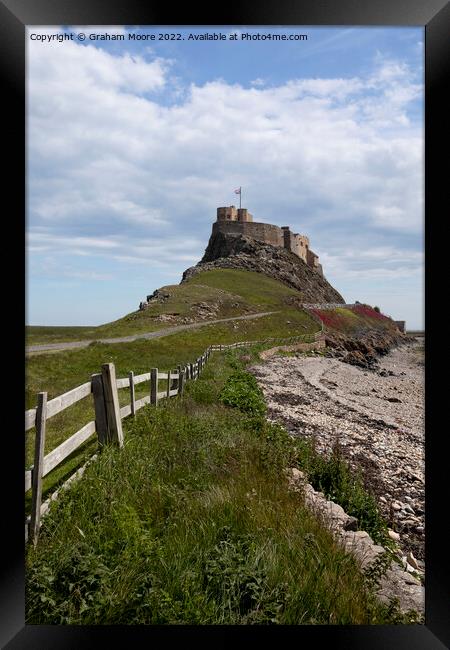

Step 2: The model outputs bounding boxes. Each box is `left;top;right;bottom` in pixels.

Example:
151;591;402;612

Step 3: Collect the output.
26;32;423;322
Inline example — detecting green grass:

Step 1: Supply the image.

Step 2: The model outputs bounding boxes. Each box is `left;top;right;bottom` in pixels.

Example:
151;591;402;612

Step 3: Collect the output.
25;309;319;509
292;437;393;549
26;349;414;625
25;325;98;345
26;269;307;345
186;269;305;307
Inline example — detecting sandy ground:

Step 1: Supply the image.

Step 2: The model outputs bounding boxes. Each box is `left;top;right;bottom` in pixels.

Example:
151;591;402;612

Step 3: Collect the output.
250;339;425;566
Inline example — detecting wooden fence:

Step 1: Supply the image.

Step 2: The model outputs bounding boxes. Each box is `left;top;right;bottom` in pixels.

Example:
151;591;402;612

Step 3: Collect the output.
25;333;318;543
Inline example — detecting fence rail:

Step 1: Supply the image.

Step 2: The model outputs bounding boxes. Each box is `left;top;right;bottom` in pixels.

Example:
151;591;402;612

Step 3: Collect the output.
25;331;319;543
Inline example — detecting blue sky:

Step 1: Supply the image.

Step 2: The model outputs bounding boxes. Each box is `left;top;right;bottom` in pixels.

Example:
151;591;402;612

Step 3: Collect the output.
26;26;424;329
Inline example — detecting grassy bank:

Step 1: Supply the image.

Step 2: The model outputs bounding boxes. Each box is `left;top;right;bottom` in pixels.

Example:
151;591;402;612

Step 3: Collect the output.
26;348;410;625
25;309;318;512
26;270;306;345
309;304;398;335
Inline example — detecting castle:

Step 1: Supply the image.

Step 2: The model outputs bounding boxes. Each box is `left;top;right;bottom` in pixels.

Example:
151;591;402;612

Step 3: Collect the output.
214;206;323;276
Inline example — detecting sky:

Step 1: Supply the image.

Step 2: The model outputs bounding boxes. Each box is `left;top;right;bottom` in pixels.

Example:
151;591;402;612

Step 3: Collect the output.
26;25;424;329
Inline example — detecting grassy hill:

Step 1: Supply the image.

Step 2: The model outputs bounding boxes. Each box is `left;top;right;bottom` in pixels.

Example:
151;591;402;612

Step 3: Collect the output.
26;270;306;346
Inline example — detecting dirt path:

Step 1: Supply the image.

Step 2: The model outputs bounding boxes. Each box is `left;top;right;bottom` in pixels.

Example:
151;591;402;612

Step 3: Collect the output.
250;340;425;566
26;311;278;355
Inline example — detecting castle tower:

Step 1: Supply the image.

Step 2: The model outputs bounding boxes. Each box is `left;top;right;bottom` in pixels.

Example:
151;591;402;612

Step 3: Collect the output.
217;206;238;221
237;208;253;222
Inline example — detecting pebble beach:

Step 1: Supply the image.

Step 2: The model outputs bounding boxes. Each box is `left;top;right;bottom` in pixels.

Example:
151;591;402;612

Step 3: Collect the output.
250;338;425;572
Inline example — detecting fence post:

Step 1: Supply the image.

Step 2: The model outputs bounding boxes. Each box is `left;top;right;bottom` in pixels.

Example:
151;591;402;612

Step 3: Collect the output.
129;371;136;417
92;373;109;445
179;369;185;396
29;391;47;545
101;363;124;447
150;368;158;405
167;369;171;397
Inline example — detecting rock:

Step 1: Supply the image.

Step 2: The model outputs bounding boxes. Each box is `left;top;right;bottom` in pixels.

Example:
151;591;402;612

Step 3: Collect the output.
146;288;171;303
401;519;417;528
288;467;306;482
343;515;358;531
407;551;419;569
388;529;400;541
181;233;345;303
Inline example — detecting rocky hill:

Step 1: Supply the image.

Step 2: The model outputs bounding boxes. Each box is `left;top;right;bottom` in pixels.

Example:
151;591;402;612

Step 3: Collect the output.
182;231;345;304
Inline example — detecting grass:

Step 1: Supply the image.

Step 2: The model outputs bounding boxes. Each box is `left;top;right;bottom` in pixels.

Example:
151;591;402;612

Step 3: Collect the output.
25;308;319;510
26;269;307;345
26;348;416;625
310;305;398;336
292;437;393;549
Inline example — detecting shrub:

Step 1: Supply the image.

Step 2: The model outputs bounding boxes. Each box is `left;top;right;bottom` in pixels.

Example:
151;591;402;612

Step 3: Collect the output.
219;370;266;417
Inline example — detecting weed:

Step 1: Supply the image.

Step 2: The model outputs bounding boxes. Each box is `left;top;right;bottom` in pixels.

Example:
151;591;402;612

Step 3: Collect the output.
219;370;266;417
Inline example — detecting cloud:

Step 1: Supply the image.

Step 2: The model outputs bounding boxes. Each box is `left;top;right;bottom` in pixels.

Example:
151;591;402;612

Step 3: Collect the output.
26;30;423;325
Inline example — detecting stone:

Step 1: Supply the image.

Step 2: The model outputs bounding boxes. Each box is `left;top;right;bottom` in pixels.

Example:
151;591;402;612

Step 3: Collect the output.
407;551;419;570
388;529;400;541
343;516;358;531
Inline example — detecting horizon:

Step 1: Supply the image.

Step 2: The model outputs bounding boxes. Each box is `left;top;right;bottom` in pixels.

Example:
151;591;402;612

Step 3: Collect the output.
27;25;424;330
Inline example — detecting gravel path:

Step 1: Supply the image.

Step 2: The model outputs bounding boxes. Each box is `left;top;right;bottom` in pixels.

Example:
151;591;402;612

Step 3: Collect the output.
26;311;278;355
250;339;425;567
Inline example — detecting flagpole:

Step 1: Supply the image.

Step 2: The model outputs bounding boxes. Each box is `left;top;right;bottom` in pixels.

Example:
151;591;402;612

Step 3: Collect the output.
240;186;242;209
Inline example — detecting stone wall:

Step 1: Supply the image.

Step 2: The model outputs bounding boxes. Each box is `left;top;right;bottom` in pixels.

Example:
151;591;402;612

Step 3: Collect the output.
212;220;284;248
303;303;356;309
212;209;322;275
282;227;309;263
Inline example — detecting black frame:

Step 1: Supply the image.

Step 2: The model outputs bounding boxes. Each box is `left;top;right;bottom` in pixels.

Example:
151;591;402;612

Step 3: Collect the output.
2;0;449;647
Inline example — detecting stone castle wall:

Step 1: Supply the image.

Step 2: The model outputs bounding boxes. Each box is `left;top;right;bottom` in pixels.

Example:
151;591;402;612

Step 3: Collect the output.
213;206;322;276
212;213;323;275
282;227;309;263
212;220;284;248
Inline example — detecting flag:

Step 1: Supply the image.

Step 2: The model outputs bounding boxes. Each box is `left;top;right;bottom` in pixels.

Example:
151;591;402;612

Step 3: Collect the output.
234;187;241;194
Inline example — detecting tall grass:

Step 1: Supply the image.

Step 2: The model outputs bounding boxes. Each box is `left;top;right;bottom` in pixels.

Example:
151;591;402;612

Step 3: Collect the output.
26;350;413;625
25;311;319;506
